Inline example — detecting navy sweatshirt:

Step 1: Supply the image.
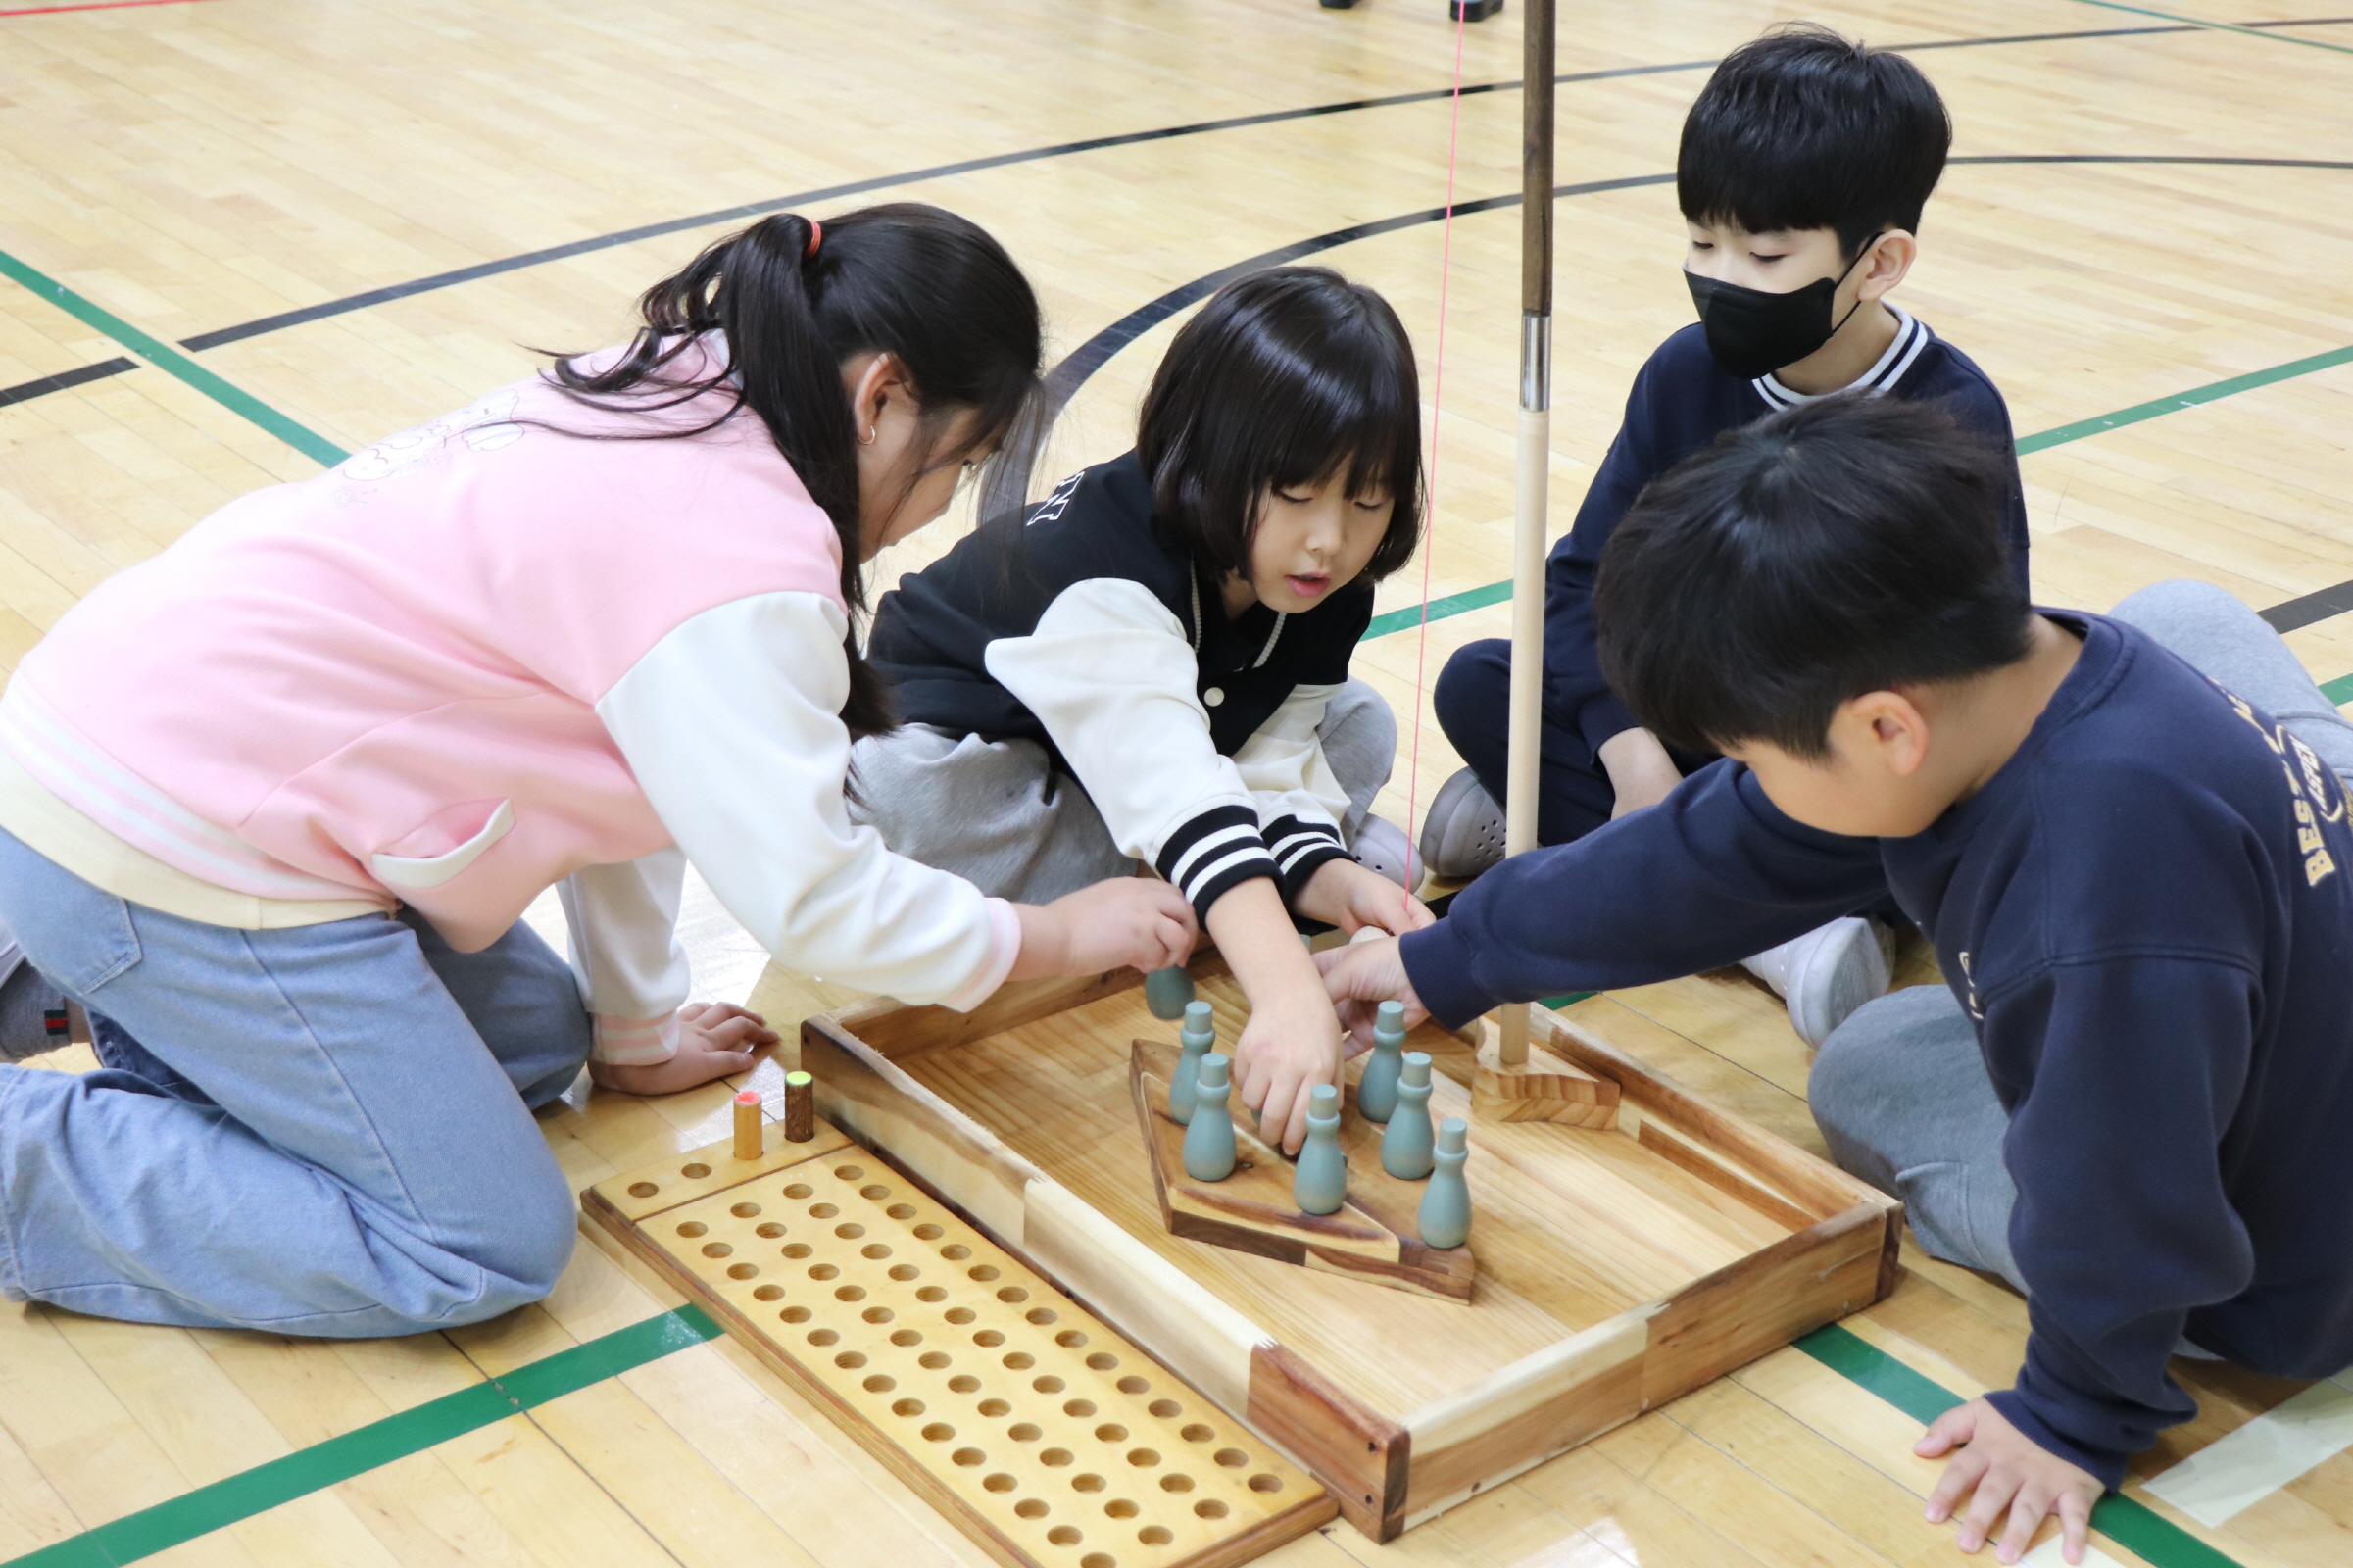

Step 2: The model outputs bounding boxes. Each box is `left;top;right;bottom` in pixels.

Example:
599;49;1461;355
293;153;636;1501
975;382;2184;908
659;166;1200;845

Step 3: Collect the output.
1549;309;2034;756
1402;614;2353;1485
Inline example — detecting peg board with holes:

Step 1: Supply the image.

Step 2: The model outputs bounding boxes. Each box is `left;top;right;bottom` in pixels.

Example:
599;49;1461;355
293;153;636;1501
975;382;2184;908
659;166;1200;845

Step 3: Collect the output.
584;1121;1336;1568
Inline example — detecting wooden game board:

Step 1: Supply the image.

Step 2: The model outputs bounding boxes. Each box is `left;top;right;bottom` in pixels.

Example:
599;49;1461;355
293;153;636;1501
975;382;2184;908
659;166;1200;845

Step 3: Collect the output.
584;1122;1336;1568
796;958;1903;1541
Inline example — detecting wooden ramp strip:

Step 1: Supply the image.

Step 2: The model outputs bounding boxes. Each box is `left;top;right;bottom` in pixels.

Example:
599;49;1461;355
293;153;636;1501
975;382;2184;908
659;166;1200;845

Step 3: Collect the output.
0;1306;723;1568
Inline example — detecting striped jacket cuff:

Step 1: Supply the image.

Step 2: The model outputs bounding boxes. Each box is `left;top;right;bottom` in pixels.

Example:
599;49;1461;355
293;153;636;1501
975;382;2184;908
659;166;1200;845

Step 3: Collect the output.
1154;804;1278;920
1263;815;1348;902
592;1011;679;1066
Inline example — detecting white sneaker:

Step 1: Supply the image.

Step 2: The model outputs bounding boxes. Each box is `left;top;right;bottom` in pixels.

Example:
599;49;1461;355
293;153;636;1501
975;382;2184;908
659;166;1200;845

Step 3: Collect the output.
1740;916;1893;1049
1416;767;1506;879
1348;813;1419;890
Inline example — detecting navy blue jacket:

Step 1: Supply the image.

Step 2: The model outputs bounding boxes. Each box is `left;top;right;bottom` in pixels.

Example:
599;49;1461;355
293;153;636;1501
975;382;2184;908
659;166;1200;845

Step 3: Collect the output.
1548;312;2034;755
1402;614;2353;1485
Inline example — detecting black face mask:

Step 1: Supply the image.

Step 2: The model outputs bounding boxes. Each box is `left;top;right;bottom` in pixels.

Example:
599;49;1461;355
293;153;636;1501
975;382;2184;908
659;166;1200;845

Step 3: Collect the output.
1684;248;1869;380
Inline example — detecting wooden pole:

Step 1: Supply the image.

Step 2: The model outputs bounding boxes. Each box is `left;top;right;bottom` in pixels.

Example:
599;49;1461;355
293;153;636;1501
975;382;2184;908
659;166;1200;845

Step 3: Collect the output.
1497;0;1554;1066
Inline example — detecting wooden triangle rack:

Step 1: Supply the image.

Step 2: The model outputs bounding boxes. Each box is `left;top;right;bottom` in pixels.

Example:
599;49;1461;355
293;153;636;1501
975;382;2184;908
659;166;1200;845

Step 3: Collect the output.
1127;1040;1474;1302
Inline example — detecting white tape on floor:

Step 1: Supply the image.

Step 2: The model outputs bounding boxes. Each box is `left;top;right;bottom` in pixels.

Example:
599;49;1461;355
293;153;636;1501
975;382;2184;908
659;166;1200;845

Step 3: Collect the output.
2143;1373;2353;1527
2022;1537;2124;1567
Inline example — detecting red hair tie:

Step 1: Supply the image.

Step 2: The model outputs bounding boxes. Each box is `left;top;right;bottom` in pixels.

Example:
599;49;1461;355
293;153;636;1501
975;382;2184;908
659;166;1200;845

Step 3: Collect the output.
804;219;823;259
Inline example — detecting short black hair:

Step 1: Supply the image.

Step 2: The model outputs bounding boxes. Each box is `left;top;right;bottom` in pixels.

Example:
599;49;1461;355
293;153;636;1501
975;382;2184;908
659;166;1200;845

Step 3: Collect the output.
1678;24;1951;258
1137;267;1423;583
1596;396;2031;760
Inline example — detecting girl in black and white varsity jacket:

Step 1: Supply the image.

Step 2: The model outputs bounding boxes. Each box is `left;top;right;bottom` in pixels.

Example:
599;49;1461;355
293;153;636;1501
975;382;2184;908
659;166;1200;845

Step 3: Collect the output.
863;268;1432;1151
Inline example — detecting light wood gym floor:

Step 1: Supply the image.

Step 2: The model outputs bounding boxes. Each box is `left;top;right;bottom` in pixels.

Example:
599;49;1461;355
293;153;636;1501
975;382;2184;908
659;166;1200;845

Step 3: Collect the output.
5;1;2353;1565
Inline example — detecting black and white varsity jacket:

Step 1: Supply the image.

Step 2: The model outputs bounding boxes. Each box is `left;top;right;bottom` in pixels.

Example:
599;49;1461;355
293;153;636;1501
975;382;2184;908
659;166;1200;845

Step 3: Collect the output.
867;451;1371;919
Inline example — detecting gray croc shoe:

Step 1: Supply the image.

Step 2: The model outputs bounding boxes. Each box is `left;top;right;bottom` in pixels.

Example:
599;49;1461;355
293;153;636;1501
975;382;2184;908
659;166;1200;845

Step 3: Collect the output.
1416;767;1506;880
1348;813;1419;891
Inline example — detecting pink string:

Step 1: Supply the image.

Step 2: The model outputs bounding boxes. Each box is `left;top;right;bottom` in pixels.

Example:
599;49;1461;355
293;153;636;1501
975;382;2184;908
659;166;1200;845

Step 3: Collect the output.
1402;8;1472;889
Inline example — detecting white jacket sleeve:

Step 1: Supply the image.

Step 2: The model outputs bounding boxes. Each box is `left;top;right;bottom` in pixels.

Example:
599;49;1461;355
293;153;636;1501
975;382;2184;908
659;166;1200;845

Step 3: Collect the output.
1231;684;1353;899
558;848;692;1065
598;593;1019;1020
983;577;1281;918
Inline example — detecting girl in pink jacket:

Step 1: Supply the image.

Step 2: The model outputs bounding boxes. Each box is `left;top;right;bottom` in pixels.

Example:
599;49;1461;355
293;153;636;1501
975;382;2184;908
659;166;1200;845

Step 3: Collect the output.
0;204;1190;1336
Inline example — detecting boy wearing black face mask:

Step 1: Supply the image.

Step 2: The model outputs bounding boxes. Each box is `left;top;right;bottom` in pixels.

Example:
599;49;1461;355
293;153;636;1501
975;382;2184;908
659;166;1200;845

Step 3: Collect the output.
1422;22;2029;1050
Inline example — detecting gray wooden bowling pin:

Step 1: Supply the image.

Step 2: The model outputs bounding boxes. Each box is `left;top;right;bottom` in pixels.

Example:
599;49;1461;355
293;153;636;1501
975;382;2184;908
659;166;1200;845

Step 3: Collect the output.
1144;965;1196;1020
1417;1117;1471;1248
1183;1052;1238;1181
1357;1000;1406;1122
1380;1051;1435;1179
1168;1000;1215;1125
1293;1083;1348;1215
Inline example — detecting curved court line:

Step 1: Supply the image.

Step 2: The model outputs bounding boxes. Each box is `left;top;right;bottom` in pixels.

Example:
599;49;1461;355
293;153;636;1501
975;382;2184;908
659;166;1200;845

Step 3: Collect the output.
4;14;2348;415
1012;156;2353;643
2070;0;2353;55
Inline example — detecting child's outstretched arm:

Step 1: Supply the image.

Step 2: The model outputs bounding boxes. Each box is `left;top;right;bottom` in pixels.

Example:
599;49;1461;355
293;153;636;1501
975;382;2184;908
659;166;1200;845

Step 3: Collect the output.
1207;876;1343;1155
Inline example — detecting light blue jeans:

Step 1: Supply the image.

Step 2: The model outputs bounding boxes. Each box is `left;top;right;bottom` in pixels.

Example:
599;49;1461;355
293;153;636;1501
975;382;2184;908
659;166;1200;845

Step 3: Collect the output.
0;827;589;1336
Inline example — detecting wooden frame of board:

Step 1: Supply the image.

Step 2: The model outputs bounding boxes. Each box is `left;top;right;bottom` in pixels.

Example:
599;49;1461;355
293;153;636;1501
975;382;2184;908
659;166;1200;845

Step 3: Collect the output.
797;958;1901;1542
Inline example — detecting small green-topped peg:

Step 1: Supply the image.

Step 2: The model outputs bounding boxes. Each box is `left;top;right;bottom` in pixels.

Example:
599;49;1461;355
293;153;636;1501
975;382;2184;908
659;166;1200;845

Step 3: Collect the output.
1417;1116;1472;1248
1380;1051;1436;1180
1168;1000;1215;1125
1358;1000;1407;1122
1183;1053;1238;1181
1293;1083;1348;1214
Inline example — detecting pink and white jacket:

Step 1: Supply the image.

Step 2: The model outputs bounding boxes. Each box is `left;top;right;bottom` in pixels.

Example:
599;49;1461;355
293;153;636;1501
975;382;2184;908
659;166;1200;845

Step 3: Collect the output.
0;344;1019;1061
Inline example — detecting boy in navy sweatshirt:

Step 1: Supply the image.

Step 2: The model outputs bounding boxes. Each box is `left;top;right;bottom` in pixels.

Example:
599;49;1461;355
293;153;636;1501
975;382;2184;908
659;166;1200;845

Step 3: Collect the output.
1326;397;2353;1565
1421;24;2030;1049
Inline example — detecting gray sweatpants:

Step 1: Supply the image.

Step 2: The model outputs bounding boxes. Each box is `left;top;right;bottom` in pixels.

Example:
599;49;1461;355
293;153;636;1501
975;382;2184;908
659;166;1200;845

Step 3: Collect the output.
849;678;1397;905
1810;581;2353;1292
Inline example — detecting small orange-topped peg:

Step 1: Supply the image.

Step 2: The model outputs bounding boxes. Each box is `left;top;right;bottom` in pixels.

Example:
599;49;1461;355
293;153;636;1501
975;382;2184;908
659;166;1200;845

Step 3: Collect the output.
731;1089;763;1160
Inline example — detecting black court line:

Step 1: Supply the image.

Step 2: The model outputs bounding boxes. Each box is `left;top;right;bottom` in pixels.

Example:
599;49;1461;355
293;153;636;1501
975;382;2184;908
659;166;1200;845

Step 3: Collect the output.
0;15;2340;409
0;355;136;406
1043;155;2353;410
2262;583;2353;633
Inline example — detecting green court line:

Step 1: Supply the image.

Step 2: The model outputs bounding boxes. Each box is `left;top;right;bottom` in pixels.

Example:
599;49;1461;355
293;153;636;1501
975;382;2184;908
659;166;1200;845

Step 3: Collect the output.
2015;344;2353;454
2069;0;2353;54
2324;673;2353;705
1795;1323;2245;1568
0;247;349;467
1364;341;2353;644
0;1305;723;1568
1364;580;1513;640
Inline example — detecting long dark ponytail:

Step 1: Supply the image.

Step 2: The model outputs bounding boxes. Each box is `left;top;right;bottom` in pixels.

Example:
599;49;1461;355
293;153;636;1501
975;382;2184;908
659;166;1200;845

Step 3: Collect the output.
548;203;1044;738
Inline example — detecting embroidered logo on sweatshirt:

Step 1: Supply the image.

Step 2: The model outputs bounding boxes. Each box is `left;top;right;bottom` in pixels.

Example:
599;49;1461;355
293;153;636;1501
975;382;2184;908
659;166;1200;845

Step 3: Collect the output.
1956;950;1983;1020
336;389;525;487
2213;679;2341;888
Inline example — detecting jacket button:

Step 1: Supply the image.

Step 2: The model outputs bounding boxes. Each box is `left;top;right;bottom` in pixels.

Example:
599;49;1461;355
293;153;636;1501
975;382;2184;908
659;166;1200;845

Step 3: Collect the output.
1203;687;1225;707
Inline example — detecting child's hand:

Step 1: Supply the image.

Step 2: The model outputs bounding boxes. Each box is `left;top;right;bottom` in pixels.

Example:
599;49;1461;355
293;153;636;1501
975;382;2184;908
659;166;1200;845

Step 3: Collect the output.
1917;1396;2103;1564
1296;858;1436;937
1230;983;1344;1155
1314;936;1429;1052
1009;878;1196;981
588;1003;779;1096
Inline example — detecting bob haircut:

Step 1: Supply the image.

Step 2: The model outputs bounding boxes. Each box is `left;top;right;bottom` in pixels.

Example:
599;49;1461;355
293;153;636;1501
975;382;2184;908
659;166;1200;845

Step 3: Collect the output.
1595;395;2031;760
1136;267;1424;584
1678;23;1950;260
